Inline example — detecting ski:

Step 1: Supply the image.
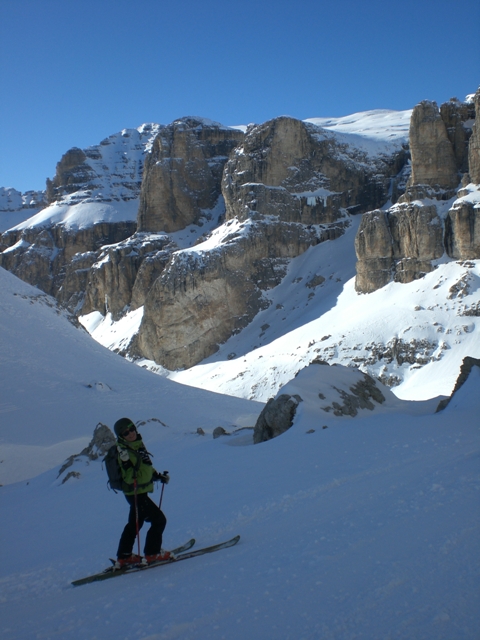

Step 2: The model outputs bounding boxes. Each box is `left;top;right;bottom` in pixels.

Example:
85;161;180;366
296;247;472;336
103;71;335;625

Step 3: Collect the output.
72;538;195;587
71;535;240;587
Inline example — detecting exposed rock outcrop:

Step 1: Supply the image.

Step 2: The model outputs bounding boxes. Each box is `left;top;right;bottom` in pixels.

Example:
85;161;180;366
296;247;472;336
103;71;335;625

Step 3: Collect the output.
355;96;478;293
46;147;94;203
468;89;480;184
57;422;116;484
320;372;386;416
137;118;244;233
440;98;475;175
408;100;459;190
355;203;444;292
134;217;348;370
444;199;480;259
436;356;480;411
0;221;136;304
81;232;175;319
253;393;303;443
223;116;407;224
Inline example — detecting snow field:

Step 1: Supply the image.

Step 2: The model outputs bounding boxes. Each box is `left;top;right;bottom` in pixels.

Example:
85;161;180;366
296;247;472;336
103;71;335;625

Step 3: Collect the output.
1;379;479;639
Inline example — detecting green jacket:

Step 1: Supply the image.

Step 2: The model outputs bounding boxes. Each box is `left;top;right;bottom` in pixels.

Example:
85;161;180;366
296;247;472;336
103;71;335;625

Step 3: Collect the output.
116;433;156;496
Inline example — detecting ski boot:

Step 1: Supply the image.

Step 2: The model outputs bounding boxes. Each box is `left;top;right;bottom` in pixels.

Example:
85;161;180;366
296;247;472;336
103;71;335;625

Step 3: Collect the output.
113;554;143;570
142;550;176;565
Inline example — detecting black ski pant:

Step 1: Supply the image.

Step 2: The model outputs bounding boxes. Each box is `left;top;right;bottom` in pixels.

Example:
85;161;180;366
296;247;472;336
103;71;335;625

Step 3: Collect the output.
117;493;166;558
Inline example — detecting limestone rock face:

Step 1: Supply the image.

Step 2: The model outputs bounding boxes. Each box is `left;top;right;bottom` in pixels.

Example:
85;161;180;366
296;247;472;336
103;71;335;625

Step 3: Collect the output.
81;233;175;319
58;251;98;311
134;218;345;370
355;203;444;292
0;222;136;305
436;356;480;411
444;200;480;259
133;115;407;370
223;116;406;224
408;101;459;189
46;147;95;204
355;96;478;293
468;89;480;184
137;118;244;233
440;98;475;174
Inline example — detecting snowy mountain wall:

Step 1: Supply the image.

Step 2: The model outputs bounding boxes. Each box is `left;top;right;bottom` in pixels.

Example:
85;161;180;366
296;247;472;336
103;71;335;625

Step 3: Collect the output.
1;91;479;404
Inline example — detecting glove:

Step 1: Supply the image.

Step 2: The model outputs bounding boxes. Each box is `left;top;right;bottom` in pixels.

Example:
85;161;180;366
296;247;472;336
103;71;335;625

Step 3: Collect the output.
117;446;130;462
154;470;170;484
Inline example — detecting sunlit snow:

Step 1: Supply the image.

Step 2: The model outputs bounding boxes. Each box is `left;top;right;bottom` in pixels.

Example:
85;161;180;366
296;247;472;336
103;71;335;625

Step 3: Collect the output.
0;265;479;640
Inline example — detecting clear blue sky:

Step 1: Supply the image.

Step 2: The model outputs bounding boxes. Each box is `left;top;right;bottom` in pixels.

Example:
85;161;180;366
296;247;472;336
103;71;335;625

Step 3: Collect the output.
1;0;479;193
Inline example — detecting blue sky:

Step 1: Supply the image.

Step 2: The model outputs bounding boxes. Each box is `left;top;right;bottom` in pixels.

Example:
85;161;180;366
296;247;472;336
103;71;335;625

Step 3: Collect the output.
1;0;479;193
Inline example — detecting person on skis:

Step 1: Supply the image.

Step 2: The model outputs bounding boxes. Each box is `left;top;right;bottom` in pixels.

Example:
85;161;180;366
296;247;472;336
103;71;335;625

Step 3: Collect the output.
113;417;172;568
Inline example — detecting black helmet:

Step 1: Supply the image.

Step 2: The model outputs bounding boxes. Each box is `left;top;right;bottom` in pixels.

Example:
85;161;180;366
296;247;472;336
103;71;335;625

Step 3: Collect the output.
114;417;136;437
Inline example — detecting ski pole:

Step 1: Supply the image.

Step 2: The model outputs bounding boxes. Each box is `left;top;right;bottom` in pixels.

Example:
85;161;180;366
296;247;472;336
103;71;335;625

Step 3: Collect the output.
133;478;141;558
159;482;165;510
158;471;168;509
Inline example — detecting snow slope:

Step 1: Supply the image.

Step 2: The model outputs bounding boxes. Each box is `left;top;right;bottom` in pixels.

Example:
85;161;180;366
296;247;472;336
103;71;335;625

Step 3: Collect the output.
305;108;411;159
0;268;479;639
0;267;260;485
306;109;412;142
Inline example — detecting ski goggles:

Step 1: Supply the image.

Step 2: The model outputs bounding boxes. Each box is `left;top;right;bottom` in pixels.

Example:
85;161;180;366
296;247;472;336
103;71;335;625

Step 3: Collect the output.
121;425;136;436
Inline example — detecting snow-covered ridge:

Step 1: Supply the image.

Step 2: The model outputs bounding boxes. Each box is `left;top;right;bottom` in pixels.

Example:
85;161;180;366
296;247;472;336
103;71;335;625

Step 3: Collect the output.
75;122;163;201
0;186;45;212
6;124;162;232
2;109;412;233
0;187;46;232
305;109;412;142
305;109;412;158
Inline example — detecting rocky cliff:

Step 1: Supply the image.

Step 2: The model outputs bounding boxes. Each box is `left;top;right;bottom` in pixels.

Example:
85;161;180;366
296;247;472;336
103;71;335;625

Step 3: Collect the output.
133;115;407;369
223;116;407;223
355;92;479;293
0;221;137;303
0;124;160;307
1;97;478;379
137;117;244;232
134;216;346;369
468;90;480;183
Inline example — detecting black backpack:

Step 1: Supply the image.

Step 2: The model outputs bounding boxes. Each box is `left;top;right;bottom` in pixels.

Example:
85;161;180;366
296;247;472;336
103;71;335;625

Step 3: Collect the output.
103;444;142;492
103;445;124;492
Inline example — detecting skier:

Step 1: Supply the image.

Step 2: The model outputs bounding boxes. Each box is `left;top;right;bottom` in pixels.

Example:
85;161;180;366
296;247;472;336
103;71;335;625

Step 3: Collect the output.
113;417;172;568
